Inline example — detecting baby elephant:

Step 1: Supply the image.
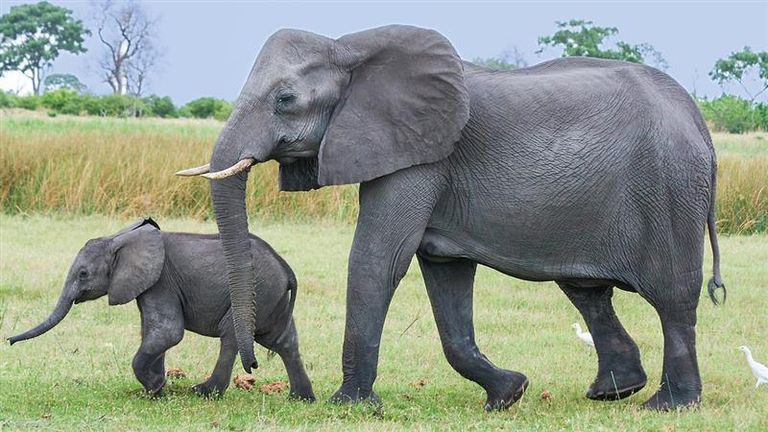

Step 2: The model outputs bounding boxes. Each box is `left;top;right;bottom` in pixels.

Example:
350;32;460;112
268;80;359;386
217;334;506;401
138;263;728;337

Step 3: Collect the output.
8;218;315;400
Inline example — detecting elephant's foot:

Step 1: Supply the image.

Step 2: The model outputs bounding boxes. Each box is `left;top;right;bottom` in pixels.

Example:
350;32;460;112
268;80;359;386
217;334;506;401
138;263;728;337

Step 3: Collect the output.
288;386;317;402
329;383;382;406
192;381;227;398
142;383;165;399
642;384;700;411
140;377;166;398
586;365;647;401
483;371;529;411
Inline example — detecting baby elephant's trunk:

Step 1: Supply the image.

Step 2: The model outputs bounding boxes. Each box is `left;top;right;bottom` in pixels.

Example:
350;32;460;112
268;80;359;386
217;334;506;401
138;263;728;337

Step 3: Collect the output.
8;289;74;345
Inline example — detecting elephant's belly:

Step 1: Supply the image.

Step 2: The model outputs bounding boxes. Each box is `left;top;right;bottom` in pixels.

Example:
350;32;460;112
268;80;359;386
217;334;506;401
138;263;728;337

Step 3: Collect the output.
418;227;610;282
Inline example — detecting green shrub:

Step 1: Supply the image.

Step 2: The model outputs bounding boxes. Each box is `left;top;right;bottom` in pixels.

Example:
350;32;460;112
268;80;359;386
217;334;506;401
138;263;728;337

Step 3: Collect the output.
0;91;17;108
214;102;233;121
698;95;756;133
87;94;142;117
182;97;230;119
177;105;192;118
144;95;176;118
14;95;40;110
754;103;768;131
80;95;101;116
41;89;83;115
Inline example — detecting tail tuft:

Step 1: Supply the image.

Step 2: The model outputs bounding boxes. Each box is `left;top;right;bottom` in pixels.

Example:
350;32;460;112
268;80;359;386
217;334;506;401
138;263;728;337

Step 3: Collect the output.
707;277;726;306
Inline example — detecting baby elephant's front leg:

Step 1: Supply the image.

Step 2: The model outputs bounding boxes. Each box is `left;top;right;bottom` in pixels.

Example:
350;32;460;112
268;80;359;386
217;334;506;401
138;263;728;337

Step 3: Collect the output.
134;292;184;397
193;312;237;397
132;350;167;396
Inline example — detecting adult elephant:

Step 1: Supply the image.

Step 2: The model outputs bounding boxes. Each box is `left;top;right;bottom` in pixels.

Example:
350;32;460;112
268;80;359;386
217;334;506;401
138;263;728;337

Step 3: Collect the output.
178;25;724;411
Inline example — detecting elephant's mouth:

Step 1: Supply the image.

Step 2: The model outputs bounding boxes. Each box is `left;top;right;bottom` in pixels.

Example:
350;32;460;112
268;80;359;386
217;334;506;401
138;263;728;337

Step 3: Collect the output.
276;149;318;164
74;290;101;304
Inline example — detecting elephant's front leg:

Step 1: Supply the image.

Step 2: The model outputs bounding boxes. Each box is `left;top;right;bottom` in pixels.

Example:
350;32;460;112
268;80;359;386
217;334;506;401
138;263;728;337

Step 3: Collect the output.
194;311;237;398
134;298;184;397
133;350;168;396
330;167;445;405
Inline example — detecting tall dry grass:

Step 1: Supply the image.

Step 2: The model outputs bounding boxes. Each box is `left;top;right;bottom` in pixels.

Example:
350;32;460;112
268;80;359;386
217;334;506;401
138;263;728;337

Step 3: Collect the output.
1;112;765;233
0;113;359;223
717;156;767;234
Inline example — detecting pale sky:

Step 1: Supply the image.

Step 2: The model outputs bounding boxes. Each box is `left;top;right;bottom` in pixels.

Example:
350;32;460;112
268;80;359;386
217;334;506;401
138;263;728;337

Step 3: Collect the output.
2;1;767;103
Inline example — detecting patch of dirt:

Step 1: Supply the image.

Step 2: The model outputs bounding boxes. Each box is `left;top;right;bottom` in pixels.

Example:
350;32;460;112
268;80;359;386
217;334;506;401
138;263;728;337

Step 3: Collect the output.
233;374;256;391
259;381;289;395
411;378;429;390
166;368;186;379
540;390;553;403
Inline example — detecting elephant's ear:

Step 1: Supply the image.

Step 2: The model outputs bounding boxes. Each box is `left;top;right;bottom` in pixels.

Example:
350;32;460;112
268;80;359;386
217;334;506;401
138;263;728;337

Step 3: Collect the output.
318;25;470;186
107;224;165;305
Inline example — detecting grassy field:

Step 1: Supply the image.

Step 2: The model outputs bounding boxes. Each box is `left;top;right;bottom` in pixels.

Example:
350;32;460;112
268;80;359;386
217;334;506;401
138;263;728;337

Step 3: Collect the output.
1;111;766;233
1;215;766;431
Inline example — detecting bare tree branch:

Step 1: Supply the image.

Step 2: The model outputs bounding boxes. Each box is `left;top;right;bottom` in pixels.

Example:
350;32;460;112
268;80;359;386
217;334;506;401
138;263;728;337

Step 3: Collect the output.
91;0;159;95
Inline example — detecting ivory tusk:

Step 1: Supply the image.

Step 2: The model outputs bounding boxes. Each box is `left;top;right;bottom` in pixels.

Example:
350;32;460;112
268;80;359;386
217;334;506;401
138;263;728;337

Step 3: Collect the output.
175;163;210;176
202;158;255;180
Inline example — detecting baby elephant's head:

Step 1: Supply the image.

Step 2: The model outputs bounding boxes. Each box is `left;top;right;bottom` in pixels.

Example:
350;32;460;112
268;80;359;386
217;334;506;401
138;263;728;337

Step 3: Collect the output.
8;219;164;345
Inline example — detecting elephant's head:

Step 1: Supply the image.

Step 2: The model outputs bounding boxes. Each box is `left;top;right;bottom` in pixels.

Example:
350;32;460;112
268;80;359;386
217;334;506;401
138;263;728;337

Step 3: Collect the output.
177;25;470;371
8;219;164;345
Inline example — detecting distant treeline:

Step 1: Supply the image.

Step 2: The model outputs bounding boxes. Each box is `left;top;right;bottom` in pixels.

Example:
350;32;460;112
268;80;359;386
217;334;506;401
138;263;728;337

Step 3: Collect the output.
2;89;766;134
0;90;232;121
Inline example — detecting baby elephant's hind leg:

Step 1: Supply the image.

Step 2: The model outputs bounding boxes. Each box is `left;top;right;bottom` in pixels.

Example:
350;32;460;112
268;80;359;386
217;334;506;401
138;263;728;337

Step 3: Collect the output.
194;311;237;397
558;282;647;400
257;318;316;401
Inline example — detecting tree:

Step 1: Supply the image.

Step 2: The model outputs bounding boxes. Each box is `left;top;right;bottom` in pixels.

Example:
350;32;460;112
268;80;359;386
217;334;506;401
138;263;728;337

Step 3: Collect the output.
43;73;86;93
0;2;90;95
710;47;768;102
125;41;158;96
537;20;668;70
93;0;159;95
144;94;175;118
473;47;527;71
473;57;517;71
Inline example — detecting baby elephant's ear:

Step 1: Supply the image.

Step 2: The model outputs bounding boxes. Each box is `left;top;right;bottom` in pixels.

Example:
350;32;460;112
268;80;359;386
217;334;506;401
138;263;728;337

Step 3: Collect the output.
108;225;165;305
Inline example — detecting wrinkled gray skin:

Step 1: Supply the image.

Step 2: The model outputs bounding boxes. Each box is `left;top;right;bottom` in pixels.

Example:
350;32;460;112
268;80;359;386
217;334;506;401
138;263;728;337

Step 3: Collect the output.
203;25;724;411
8;219;315;400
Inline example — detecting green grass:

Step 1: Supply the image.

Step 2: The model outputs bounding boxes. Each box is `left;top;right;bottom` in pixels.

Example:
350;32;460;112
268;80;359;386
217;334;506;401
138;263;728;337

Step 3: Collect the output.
1;215;766;431
711;132;768;158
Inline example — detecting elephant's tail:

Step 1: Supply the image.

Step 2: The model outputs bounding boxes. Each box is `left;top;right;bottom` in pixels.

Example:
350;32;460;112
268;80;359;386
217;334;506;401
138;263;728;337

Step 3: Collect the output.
706;156;726;306
286;268;297;320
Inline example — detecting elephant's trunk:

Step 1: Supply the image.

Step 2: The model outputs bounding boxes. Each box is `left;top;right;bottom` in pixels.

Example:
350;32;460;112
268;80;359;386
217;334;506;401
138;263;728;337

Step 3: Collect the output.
209;112;274;373
8;287;75;345
211;175;259;372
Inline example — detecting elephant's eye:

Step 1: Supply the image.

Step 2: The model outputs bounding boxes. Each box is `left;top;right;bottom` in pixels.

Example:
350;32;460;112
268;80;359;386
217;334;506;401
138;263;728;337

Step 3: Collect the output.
277;94;296;104
275;93;297;113
78;269;88;280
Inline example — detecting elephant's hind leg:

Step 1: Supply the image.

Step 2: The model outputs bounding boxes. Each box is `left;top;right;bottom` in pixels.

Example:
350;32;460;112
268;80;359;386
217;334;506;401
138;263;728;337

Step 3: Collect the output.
638;268;703;410
558;282;647;401
418;256;528;411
